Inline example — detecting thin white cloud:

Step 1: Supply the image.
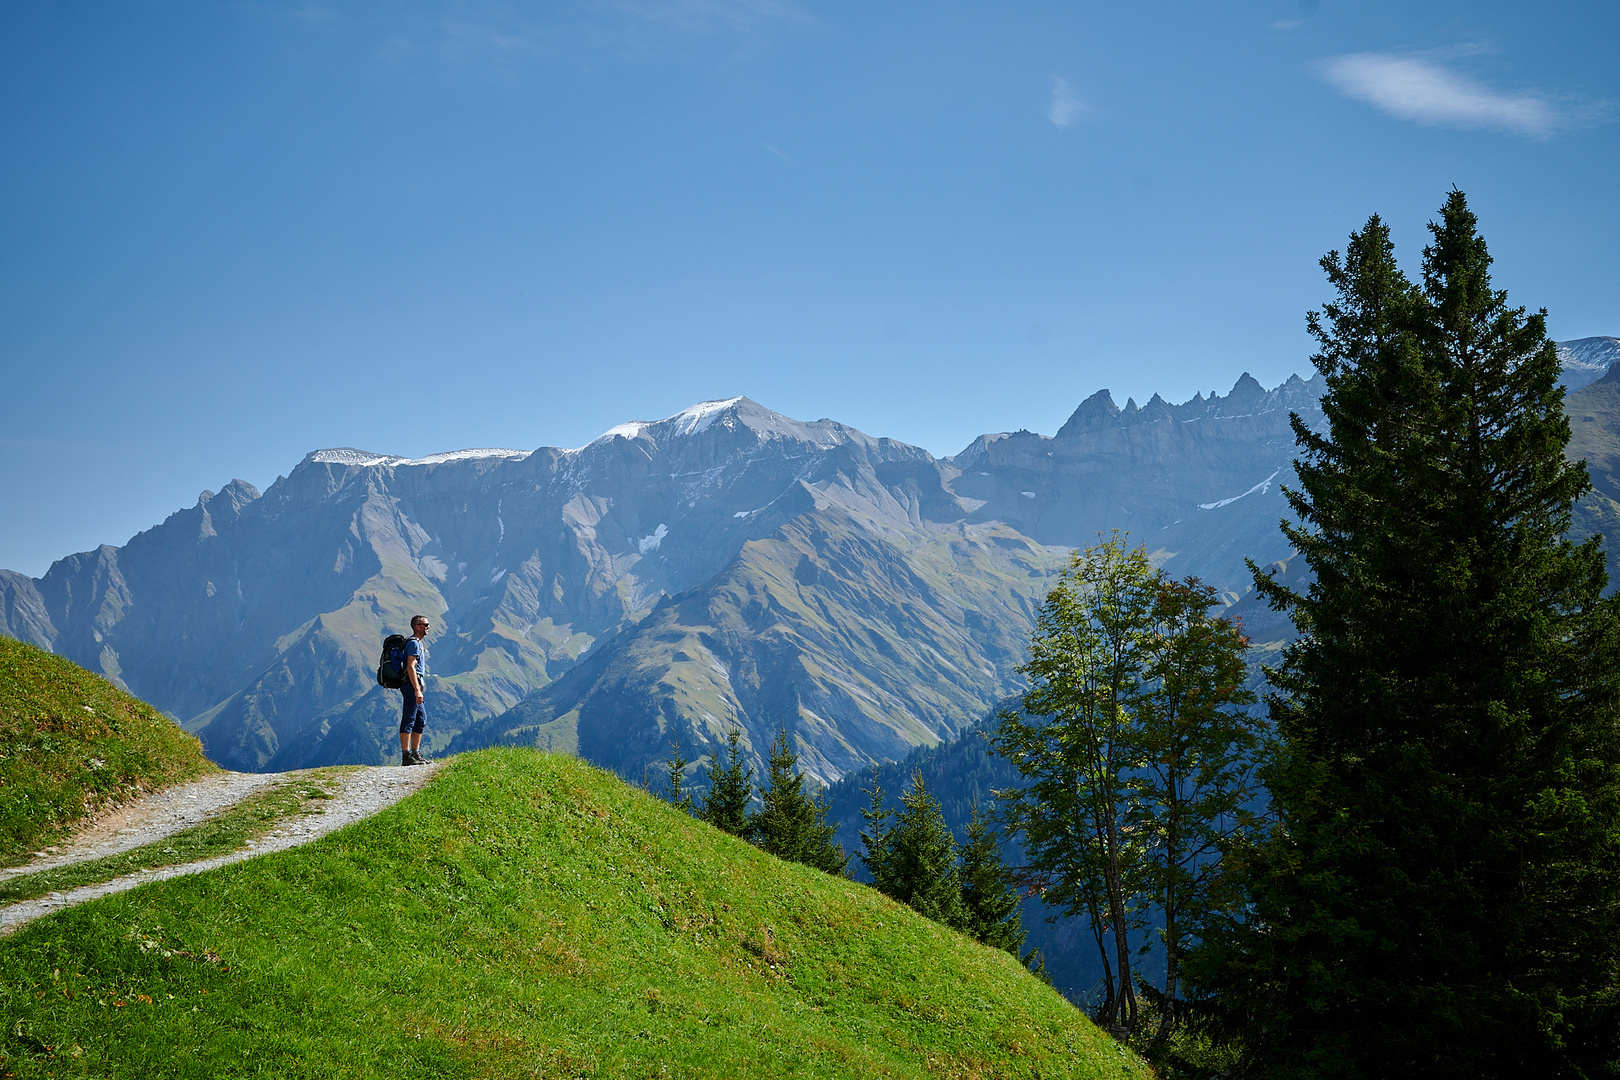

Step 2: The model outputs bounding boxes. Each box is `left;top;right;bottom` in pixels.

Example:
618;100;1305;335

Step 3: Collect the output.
1319;53;1568;139
606;0;810;34
1047;76;1090;129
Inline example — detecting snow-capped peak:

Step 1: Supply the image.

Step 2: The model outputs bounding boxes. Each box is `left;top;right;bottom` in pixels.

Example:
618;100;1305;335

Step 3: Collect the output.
669;397;745;436
579;397;746;449
306;447;529;468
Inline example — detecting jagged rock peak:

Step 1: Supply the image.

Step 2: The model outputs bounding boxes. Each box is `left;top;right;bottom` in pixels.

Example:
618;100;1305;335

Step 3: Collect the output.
197;480;261;508
1229;372;1265;401
1054;389;1121;439
1047;370;1325;439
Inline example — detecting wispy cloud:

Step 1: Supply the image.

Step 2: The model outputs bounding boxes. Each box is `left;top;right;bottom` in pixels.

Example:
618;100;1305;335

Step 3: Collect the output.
605;0;810;35
252;0;810;71
1318;52;1589;139
1047;76;1090;129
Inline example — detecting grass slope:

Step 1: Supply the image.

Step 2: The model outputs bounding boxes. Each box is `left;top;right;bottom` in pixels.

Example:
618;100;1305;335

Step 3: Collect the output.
0;749;1144;1079
0;637;214;867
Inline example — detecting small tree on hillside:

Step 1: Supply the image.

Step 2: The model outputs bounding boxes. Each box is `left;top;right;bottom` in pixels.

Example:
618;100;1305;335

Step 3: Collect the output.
958;803;1027;958
664;737;693;814
864;769;970;931
752;728;848;876
858;765;893;884
698;728;753;837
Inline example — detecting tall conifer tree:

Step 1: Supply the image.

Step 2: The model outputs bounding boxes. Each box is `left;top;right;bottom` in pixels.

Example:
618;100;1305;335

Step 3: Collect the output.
698;728;754;837
957;803;1027;957
865;770;971;931
1201;193;1620;1078
752;728;848;875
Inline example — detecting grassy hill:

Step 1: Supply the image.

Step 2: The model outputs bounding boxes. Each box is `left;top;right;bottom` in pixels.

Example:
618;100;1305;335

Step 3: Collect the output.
0;637;214;866
0;749;1146;1078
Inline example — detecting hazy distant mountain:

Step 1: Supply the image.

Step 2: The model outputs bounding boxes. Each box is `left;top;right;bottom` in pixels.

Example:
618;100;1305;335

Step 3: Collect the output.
1557;336;1620;391
1;340;1609;784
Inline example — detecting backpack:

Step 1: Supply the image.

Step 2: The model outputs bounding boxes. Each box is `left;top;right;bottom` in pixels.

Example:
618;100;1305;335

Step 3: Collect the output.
377;633;409;690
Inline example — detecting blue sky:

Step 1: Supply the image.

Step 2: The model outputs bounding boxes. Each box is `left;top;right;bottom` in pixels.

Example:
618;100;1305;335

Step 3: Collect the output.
2;0;1616;577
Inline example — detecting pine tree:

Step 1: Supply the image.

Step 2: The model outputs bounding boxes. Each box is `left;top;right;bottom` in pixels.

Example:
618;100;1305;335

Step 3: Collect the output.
698;728;754;837
752;728;848;876
664;736;693;813
868;770;970;932
957;803;1026;958
858;765;893;884
1200;192;1620;1078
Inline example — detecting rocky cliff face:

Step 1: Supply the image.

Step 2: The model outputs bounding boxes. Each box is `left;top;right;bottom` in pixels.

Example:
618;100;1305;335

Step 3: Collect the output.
2;346;1608;783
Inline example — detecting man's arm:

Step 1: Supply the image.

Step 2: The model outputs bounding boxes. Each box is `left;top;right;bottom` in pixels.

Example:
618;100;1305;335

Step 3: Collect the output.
406;654;423;697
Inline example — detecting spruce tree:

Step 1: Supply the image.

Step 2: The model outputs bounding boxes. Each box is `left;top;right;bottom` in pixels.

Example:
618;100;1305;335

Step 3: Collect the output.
664;736;693;813
858;765;893;884
698;728;754;837
752;728;848;876
1201;192;1620;1078
869;770;970;932
957;803;1027;958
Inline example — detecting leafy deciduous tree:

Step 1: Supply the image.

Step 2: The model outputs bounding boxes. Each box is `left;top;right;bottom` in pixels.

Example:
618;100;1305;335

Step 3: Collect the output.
995;535;1258;1041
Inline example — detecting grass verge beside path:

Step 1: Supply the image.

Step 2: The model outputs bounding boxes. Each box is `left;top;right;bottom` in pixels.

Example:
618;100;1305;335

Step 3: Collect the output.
0;772;346;906
0;637;214;866
0;748;1146;1079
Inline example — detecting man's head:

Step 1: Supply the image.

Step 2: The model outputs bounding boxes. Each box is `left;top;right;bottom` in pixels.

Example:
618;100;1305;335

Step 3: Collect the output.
410;615;430;639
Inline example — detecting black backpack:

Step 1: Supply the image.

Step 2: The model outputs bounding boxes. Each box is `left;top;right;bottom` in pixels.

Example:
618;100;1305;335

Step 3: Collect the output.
377;633;408;690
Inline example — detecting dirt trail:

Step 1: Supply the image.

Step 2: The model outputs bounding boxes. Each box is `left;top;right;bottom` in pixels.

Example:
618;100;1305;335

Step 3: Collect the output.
0;763;441;935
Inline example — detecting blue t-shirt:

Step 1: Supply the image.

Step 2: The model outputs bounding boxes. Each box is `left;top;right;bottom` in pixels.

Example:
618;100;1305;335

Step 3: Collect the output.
404;637;427;684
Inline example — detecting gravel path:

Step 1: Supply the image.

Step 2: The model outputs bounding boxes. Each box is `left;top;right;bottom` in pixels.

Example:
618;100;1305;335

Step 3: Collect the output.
0;762;441;935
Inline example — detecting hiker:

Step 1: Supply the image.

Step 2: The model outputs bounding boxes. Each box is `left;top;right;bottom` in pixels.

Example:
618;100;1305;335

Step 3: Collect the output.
400;614;431;766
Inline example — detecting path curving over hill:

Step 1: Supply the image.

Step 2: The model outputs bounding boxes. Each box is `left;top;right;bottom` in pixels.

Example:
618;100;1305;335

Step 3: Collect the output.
0;763;440;935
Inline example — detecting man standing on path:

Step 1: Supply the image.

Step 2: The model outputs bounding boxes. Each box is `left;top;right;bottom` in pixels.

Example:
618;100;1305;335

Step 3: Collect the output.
400;615;431;766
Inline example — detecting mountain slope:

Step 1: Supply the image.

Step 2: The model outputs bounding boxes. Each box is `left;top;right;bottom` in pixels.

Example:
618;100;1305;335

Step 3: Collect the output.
449;473;1064;786
0;748;1144;1079
2;342;1609;784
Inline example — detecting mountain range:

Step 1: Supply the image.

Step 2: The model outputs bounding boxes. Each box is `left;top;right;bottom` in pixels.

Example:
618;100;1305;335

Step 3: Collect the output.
3;337;1616;786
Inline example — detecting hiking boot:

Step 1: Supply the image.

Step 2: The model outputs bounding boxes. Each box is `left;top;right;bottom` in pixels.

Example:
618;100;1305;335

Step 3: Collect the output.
411;750;433;765
401;751;419;766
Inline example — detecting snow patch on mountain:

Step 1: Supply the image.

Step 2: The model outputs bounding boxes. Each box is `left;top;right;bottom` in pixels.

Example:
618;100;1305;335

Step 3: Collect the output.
638;524;669;554
581;398;746;450
590;422;650;446
1199;469;1281;511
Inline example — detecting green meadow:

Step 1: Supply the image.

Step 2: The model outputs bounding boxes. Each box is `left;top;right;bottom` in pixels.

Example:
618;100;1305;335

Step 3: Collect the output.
0;749;1144;1079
